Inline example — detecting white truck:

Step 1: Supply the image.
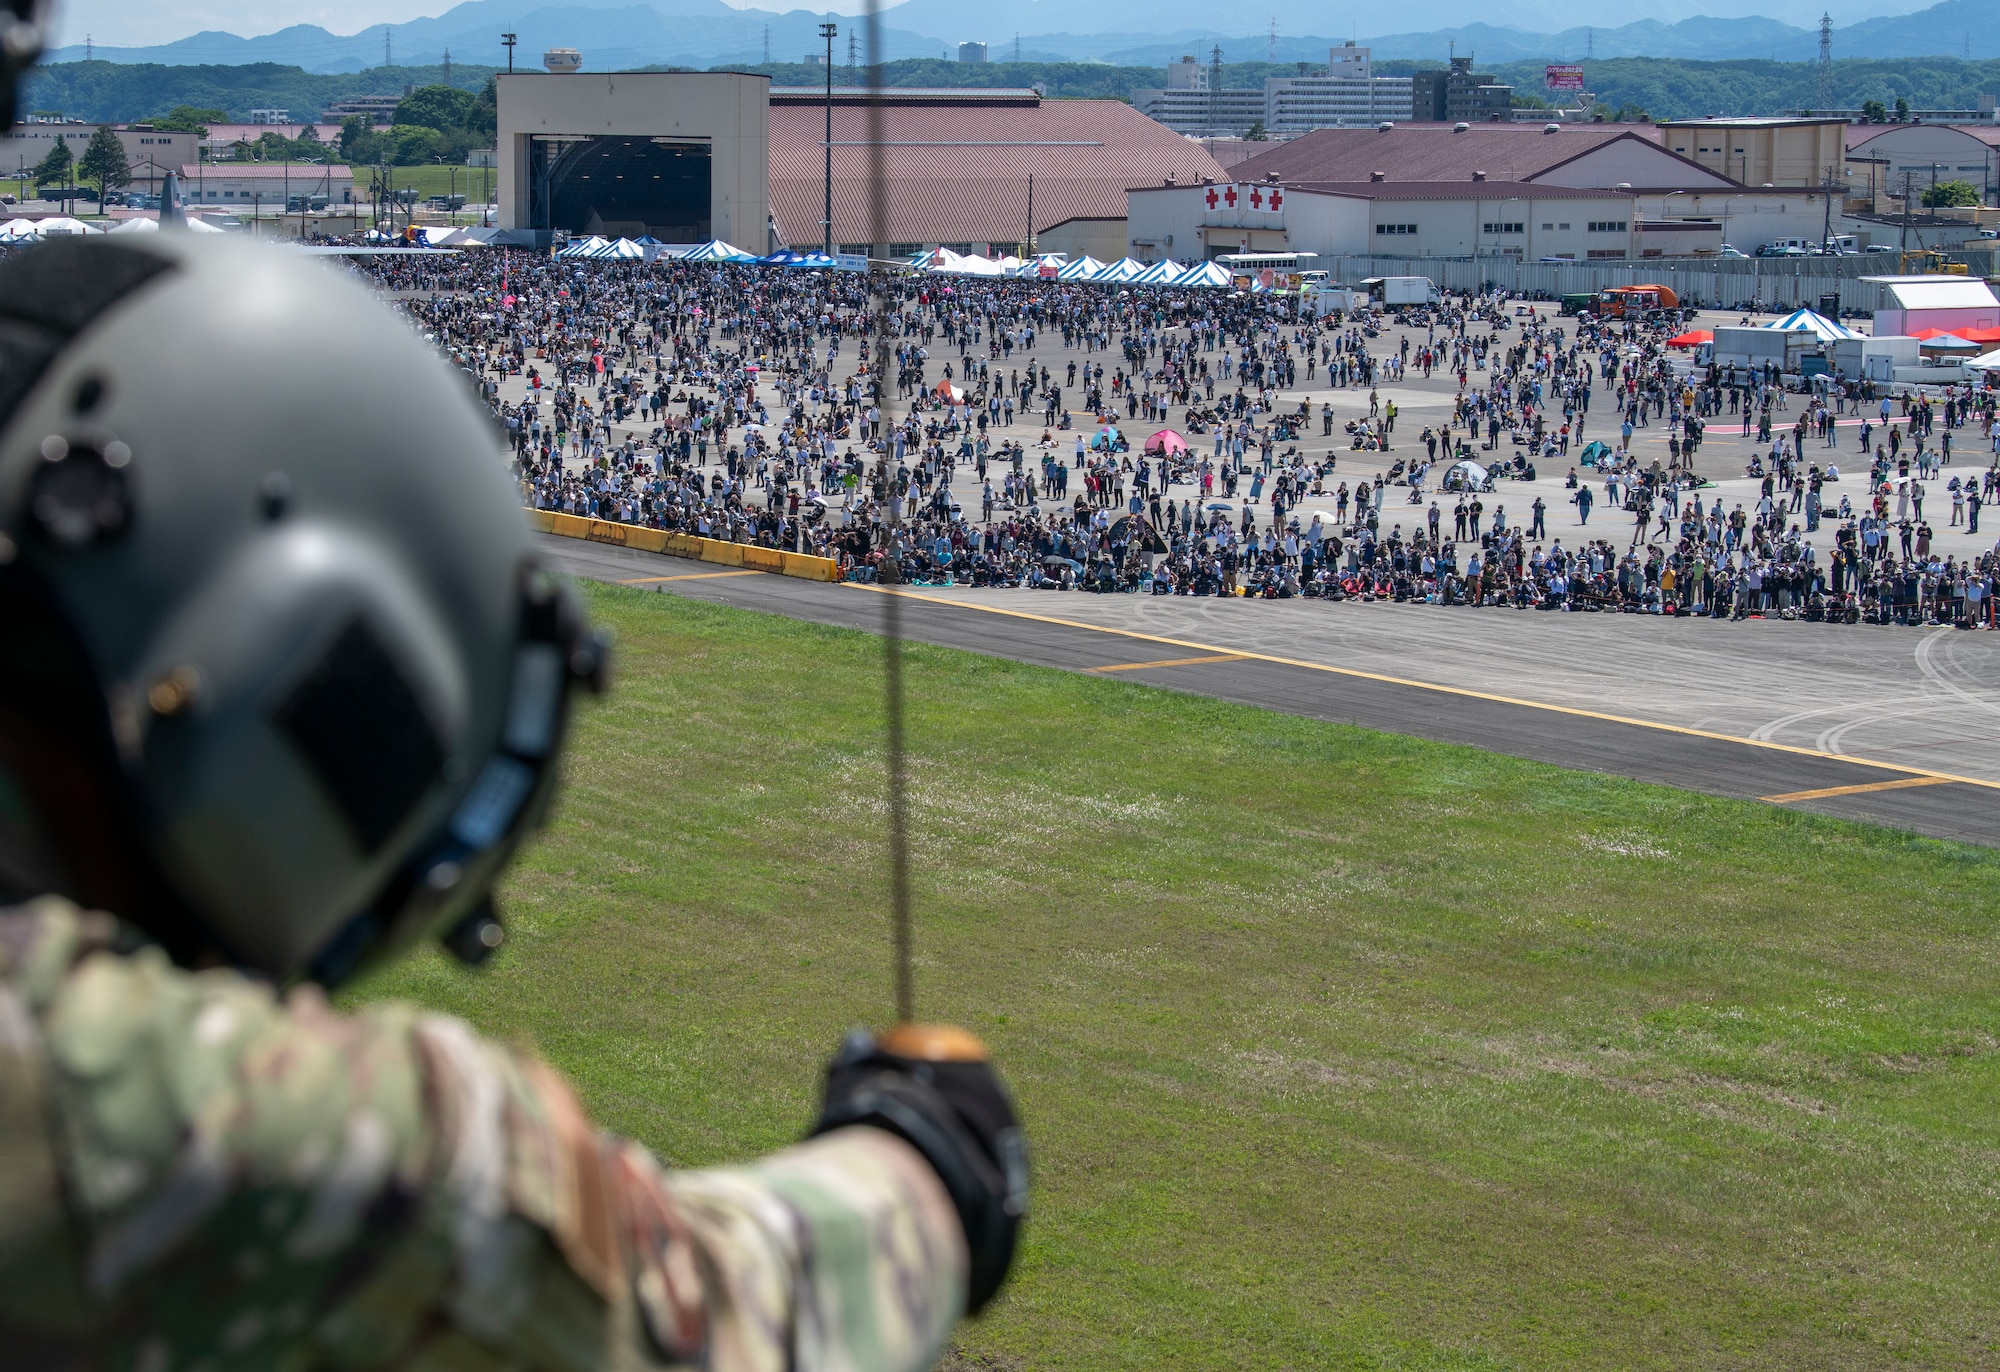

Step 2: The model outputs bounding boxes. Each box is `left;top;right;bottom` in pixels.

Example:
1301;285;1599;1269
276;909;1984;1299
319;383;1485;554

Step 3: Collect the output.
1361;275;1443;306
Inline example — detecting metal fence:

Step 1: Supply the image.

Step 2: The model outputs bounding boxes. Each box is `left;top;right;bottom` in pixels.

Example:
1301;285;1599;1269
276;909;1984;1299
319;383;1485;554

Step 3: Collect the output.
1317;249;1998;314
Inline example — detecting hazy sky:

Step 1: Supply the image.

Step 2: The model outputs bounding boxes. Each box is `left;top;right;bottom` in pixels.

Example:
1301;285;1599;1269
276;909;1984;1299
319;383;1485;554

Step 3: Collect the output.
51;0;873;47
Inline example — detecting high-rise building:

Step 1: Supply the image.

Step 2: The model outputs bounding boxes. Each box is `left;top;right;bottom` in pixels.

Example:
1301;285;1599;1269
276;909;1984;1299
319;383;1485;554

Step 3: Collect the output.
959;42;987;63
1134;47;1413;138
1410;57;1513;123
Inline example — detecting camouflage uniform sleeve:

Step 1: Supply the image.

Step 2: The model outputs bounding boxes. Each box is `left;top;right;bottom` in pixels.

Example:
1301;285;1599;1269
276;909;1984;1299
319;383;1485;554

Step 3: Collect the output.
0;899;967;1372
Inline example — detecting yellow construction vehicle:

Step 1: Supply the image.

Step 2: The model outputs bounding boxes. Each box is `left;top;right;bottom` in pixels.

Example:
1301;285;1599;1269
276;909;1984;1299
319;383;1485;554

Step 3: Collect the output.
1899;248;1969;274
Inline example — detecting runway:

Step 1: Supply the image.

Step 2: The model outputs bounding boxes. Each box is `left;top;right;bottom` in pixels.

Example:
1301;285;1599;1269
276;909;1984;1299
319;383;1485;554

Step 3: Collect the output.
540;533;2000;848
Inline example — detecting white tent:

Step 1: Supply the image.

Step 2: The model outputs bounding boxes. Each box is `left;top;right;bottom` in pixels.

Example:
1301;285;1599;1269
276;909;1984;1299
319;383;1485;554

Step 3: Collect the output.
0;217;41;240
1444;458;1492;489
31;216;100;236
677;239;757;263
1174;260;1234;288
931;250;1005;277
1966;348;2000;371
1765;307;1859;341
108;216;158;234
1056;255;1106;281
1132;258;1188;286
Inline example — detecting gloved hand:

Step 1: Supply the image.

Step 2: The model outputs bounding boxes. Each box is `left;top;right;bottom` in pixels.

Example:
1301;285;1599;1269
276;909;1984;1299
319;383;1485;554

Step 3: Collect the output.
810;1024;1027;1314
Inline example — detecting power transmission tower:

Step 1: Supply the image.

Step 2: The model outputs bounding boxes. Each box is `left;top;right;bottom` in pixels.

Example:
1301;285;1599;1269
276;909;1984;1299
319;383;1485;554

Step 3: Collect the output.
1268;17;1276;62
1815;13;1833;113
762;25;770;65
847;30;857;73
84;33;90;60
385;29;392;67
1209;44;1222;137
1585;28;1593;60
443;47;451;84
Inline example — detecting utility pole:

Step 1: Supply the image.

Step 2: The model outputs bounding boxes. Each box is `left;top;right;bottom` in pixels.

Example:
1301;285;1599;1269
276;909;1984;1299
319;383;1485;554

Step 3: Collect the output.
820;20;837;257
1821;164;1838;251
502;31;517;73
1900;168;1913;253
1025;172;1034;257
1815;12;1833;113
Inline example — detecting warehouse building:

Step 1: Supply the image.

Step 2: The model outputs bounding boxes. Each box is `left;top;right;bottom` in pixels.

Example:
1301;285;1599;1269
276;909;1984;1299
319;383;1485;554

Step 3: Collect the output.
764;85;1224;257
495;71;1219;254
1128;177;1642;261
1126;121;1855;259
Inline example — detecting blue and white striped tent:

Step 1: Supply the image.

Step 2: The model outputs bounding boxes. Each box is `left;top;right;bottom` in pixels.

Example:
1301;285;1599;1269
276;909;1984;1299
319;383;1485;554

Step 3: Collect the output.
556;235;609;259
1174;260;1233;288
1056;255;1106;281
907;248;939;269
1131;258;1189;286
1765;307;1859;341
1092;257;1148;284
677;239;759;263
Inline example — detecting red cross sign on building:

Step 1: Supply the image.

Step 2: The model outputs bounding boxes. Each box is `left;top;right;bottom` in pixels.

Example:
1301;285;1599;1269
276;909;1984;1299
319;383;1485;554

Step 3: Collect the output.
1249;187;1264;210
1205;186;1219;209
1222;185;1238;208
1269;188;1283;210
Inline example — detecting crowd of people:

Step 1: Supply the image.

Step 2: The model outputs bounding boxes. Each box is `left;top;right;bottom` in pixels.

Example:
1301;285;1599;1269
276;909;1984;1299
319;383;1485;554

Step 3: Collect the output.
355;248;2000;629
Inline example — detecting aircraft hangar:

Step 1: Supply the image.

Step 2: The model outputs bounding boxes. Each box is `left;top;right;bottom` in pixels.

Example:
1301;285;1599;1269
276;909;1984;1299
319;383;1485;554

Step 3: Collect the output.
495;71;770;246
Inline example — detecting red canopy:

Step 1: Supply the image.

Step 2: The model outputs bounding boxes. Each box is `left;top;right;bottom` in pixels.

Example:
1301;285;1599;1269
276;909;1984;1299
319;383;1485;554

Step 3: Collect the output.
1145;428;1190;455
1667;329;1713;348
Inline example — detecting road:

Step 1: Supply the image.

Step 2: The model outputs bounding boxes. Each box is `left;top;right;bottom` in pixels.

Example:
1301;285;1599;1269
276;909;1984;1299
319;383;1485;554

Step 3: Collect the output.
540;533;2000;848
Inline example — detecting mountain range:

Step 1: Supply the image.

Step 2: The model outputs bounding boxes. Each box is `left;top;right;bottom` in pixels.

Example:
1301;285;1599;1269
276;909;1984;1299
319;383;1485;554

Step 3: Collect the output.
36;0;2000;73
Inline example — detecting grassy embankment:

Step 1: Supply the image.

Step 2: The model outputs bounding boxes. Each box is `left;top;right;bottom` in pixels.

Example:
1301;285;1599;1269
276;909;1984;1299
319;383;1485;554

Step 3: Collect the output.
361;582;2000;1370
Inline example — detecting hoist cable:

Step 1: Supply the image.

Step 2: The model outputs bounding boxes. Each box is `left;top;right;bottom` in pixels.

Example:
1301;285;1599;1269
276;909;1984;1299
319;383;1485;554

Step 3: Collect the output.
863;0;914;1024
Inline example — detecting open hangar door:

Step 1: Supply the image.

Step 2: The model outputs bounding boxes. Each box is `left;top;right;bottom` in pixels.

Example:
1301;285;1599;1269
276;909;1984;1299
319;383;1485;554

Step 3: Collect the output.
529;136;712;240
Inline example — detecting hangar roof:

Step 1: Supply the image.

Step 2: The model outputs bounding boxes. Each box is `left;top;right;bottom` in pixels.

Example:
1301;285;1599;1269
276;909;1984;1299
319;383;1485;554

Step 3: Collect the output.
1224;125;1722;189
768;98;1225;247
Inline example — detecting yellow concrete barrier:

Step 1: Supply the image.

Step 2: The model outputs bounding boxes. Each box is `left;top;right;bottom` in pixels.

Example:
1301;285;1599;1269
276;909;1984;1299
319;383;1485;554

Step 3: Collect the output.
528;509;839;582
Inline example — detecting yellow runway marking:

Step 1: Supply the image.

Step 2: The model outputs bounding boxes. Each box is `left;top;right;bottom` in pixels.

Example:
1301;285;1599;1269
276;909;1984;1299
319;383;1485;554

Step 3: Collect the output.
619;570;766;584
838;583;2000;794
1089;654;1247;672
1763;777;1956;804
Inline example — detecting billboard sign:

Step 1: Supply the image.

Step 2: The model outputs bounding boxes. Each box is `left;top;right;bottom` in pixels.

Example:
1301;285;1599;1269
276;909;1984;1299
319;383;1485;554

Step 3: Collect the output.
1545;64;1586;92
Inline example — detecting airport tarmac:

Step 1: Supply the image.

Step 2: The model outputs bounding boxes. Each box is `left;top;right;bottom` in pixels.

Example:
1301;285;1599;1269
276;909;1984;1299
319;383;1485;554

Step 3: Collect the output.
541;533;2000;848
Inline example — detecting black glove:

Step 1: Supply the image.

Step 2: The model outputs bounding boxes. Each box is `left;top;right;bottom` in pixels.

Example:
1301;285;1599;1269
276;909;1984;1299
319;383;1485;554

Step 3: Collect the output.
810;1024;1027;1314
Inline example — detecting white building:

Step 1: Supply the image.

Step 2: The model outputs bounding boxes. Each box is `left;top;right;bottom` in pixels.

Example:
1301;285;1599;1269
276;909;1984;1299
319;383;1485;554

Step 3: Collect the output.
1863;275;2000;335
177;161;355;207
1127;177;1639;262
1845;123;1998;204
1134;48;1412;138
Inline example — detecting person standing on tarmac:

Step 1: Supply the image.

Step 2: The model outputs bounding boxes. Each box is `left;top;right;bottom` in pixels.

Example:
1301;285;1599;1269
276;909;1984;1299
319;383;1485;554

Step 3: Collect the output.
0;232;1025;1369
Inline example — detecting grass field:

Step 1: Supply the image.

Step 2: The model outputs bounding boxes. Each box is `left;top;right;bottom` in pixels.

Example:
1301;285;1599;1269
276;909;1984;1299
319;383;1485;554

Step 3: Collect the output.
359;582;2000;1371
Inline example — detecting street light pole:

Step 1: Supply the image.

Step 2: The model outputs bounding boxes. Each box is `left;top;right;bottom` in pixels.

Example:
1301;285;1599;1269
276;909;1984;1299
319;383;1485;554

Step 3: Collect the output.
502;31;517;74
820;20;837;257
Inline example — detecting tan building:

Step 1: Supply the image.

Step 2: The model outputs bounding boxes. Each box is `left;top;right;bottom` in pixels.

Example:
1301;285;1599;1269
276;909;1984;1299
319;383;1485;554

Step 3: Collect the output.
495;71;769;246
1655;117;1847;188
0;124;200;193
